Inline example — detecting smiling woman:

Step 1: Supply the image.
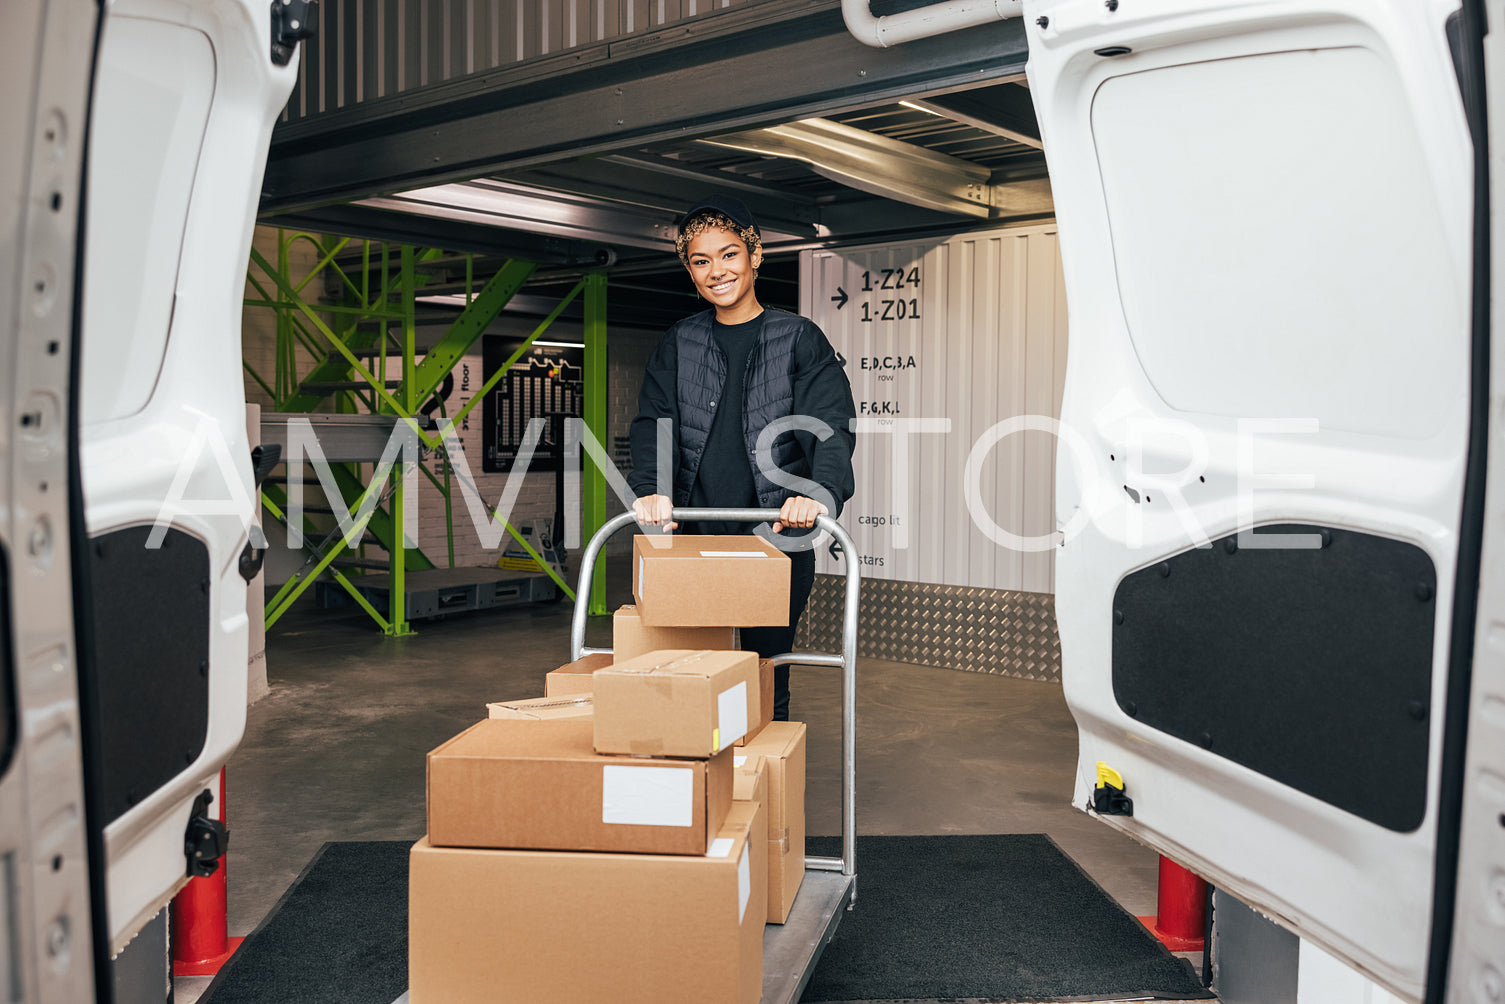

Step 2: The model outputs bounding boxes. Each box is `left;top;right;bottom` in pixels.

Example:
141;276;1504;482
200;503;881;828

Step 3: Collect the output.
680;207;765;323
627;195;857;721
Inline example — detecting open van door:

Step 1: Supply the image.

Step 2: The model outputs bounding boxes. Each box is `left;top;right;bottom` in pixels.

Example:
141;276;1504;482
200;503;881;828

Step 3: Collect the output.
74;0;299;967
1028;0;1494;1000
76;0;301;973
4;0;299;995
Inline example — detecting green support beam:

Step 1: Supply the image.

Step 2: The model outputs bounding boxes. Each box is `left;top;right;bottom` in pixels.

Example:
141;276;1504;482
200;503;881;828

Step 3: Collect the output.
259;490;392;631
260;476;394;626
326;462;436;573
389;247;419;636
584;272;609;616
406;258;536;408
447;279;585;432
246;235;580;633
276;325;386;412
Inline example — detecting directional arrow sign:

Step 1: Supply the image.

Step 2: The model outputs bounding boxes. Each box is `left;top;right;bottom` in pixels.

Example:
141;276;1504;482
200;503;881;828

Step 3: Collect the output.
830;286;849;310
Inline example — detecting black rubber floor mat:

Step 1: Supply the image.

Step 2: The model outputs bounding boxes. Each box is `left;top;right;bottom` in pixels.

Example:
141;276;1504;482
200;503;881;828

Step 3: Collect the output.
197;840;409;1004
801;834;1212;1003
195;835;1210;1003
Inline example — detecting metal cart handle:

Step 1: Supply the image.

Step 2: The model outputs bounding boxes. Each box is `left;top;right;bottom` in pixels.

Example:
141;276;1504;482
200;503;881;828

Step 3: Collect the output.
568;508;858;880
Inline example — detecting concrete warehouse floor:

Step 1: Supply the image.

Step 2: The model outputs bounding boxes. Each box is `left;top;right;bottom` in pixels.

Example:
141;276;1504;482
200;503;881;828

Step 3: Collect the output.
175;571;1169;1003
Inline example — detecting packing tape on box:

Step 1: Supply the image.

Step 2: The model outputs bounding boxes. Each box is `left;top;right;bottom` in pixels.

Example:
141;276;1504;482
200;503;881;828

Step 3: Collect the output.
625;737;667;756
777;827;790;854
616;651;713;676
503;697;592;712
643;676;676;699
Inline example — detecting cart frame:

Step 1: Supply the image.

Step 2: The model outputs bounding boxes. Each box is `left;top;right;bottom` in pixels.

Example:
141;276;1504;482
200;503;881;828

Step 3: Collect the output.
571;509;860;1004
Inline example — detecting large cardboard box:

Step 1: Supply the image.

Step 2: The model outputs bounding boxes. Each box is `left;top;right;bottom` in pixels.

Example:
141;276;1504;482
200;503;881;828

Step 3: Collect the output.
544;652;612;697
409;800;767;1004
739;721;806;922
593;650;761;758
487;695;592;721
427;718;732;855
613;604;735;662
632;534;790;627
735;658;776;746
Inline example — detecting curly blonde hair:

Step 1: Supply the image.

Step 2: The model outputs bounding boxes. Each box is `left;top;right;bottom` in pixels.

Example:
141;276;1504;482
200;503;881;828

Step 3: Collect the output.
675;210;762;264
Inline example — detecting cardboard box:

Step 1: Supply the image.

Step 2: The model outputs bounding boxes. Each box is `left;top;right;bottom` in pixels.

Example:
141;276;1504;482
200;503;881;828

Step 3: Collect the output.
593;650;761;757
427;718;732;855
544;652;612;697
739;721;806;922
487;695;592;721
735;659;776;747
632;534;790;627
732;753;768;817
409;800;766;1004
613;604;735;662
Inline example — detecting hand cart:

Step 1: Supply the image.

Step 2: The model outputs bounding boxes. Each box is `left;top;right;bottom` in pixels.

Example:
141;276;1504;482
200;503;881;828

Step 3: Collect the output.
393;507;858;1004
571;508;859;1004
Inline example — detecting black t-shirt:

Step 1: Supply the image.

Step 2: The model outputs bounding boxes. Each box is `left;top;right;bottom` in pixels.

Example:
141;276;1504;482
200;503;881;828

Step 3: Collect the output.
687;312;762;533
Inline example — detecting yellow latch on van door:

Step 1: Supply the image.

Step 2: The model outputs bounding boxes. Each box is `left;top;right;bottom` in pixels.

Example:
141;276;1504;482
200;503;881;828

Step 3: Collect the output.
1093;761;1134;816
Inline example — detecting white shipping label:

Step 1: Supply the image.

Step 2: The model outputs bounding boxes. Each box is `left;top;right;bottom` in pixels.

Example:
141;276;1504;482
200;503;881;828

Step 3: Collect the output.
737;845;751;922
707;837;734;858
699;550;767;557
734;755;748;768
637;556;645;595
601;765;694;827
718;681;749;746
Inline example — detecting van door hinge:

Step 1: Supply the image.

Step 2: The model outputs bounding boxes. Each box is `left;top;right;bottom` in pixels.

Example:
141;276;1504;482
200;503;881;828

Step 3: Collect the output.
270;0;318;67
184;789;229;878
239;444;279;581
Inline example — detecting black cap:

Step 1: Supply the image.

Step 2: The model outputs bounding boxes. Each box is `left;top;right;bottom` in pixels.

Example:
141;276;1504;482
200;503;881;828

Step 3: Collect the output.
680;194;759;237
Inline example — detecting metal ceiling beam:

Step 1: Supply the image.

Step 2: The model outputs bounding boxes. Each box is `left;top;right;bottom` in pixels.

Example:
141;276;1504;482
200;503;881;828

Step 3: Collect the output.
356;180;682;252
504;159;822;240
598;154;820;205
259;5;1028;215
259;205;618;265
909;84;1042;149
699;118;996;218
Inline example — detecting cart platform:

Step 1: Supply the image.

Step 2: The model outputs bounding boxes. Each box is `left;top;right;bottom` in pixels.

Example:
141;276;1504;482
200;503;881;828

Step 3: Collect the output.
762;871;857;1004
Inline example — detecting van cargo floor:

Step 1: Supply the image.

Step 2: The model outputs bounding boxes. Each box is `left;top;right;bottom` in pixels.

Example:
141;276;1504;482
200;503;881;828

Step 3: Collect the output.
193;837;1208;1004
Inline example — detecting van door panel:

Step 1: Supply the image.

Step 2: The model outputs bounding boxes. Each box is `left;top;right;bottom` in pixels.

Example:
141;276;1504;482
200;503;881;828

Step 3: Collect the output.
1027;0;1473;997
77;0;297;954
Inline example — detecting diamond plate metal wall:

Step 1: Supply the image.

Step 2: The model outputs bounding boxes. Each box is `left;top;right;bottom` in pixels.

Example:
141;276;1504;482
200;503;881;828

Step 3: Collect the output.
794;575;1062;682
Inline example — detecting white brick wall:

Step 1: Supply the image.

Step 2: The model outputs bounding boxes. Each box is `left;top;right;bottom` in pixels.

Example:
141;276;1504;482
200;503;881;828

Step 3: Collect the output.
241;225;337;413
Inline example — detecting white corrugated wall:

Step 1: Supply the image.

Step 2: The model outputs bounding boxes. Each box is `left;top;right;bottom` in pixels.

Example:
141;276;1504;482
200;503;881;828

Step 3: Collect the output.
800;222;1069;594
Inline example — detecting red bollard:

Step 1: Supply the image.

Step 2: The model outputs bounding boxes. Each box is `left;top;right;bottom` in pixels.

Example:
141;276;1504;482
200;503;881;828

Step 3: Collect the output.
1136;855;1207;952
171;768;244;976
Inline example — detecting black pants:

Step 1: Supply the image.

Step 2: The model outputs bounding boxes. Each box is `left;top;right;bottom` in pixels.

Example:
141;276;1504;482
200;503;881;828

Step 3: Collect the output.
740;549;817;722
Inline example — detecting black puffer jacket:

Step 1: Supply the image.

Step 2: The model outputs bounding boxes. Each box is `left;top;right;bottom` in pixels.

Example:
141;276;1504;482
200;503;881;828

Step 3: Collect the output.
628;307;856;514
